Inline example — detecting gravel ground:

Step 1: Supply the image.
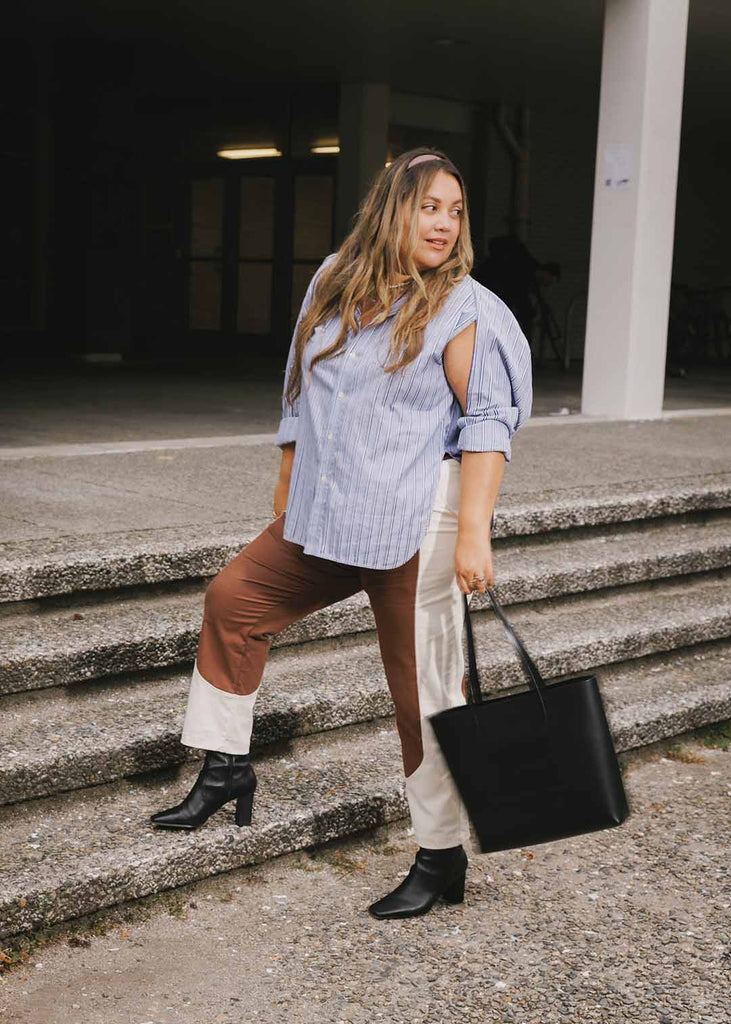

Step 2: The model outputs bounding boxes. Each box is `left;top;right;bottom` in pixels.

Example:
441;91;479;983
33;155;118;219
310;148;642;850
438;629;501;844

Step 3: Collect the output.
1;731;729;1024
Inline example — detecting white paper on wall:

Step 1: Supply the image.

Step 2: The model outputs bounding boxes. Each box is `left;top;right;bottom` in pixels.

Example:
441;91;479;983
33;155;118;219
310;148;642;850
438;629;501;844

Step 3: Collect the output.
602;142;634;190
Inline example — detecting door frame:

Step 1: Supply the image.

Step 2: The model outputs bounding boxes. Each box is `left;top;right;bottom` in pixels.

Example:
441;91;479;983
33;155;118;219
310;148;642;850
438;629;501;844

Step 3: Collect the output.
181;154;336;357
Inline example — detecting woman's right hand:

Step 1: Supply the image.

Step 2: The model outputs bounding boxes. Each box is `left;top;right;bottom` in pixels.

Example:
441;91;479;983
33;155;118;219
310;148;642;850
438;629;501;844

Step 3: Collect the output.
273;443;295;516
273;476;290;517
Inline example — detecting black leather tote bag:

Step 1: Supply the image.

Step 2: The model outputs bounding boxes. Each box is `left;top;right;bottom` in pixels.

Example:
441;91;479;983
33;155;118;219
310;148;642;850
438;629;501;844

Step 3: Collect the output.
428;588;630;854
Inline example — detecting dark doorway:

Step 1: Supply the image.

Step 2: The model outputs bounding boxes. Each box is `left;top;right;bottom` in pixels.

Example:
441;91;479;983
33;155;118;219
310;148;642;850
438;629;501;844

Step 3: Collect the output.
135;155;334;361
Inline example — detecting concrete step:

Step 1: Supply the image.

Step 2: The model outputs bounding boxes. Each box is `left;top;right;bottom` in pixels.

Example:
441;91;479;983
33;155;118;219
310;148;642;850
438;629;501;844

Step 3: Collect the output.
2;512;730;696
2;640;730;942
1;472;729;602
0;717;410;940
0;638;394;806
0;521;259;604
1;569;730;806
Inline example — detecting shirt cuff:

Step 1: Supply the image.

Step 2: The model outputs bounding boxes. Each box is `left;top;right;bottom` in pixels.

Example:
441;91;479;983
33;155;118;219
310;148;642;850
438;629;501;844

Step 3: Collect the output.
457;418;512;463
275;416;298;448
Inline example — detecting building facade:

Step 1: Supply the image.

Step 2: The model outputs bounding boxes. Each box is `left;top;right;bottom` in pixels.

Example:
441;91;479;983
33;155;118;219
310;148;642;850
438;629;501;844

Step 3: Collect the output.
2;0;729;417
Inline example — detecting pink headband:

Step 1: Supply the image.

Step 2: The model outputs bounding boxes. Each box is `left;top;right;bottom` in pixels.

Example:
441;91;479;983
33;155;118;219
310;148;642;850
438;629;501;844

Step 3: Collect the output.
407;153;441;170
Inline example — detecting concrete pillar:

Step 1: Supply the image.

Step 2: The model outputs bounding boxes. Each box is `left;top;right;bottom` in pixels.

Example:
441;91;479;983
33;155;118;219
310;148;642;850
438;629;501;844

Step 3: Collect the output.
335;83;390;245
582;0;689;418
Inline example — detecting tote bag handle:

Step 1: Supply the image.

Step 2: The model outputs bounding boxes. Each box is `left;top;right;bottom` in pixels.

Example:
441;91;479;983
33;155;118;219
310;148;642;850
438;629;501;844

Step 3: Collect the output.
462;589;548;719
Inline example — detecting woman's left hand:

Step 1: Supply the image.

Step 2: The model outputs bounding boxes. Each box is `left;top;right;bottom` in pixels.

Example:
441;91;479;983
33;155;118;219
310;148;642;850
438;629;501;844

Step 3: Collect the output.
454;530;494;595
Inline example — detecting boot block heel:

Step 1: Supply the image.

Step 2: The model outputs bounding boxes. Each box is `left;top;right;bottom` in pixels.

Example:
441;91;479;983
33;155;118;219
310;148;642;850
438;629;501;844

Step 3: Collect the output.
235;790;255;827
442;870;466;904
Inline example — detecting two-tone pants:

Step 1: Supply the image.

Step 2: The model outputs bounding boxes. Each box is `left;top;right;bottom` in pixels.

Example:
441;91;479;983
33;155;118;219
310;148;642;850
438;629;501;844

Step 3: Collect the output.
180;456;474;848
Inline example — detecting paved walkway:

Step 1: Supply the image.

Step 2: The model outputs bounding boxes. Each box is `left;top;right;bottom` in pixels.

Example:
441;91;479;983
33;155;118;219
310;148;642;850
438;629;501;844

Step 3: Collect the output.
1;364;729;449
1;731;728;1024
0;363;729;546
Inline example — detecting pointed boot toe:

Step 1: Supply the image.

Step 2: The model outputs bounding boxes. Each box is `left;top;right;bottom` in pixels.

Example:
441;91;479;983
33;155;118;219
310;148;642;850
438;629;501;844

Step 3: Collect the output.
150;803;196;829
150;750;257;831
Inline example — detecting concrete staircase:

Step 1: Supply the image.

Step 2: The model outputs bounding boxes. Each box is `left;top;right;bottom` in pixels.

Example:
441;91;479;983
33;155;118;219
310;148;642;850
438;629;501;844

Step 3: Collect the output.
1;474;730;940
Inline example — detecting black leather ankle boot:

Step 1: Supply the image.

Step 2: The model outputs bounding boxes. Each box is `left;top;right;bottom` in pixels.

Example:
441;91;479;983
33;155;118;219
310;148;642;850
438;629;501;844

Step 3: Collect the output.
367;844;468;919
150;750;257;830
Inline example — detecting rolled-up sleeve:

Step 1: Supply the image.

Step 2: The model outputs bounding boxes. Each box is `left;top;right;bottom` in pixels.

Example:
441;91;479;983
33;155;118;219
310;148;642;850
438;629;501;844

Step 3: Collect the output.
275;335;301;448
456;286;533;463
275;253;337;449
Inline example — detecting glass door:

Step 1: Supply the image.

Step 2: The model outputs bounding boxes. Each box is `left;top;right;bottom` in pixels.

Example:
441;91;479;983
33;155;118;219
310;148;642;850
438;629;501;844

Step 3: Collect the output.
187;177;224;331
183;161;335;351
237;176;275;334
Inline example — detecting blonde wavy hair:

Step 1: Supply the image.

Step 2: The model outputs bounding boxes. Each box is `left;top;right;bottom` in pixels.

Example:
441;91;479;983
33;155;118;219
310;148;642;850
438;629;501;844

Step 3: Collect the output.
284;145;474;409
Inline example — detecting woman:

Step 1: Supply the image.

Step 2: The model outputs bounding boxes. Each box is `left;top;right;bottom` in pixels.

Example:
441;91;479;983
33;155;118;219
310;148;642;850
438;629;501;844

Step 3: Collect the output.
151;146;533;920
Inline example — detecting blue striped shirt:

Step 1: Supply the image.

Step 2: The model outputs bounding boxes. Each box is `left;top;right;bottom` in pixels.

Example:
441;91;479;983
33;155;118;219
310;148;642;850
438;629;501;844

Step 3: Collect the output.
275;252;533;569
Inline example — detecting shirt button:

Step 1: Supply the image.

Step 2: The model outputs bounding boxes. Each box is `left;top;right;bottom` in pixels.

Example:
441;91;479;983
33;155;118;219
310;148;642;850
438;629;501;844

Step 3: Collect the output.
320;475;326;482
349;352;356;359
327;432;333;439
337;390;345;398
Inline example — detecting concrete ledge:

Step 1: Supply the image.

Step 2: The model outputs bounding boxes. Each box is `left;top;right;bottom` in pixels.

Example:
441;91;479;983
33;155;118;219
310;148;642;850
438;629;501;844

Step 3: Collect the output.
1;670;730;941
2;516;730;695
0;717;409;940
1;573;730;805
1;474;729;603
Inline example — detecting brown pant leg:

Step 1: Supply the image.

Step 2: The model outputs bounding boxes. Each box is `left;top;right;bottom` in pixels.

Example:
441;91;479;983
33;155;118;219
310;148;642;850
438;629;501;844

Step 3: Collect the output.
197;513;362;695
180;514;362;754
359;548;423;777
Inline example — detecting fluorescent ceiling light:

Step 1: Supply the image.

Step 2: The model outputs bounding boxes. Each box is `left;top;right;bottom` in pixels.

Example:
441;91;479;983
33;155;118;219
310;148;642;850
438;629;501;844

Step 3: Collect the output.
217;147;282;159
311;145;340;154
